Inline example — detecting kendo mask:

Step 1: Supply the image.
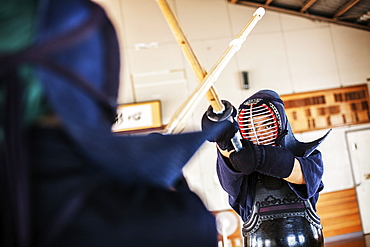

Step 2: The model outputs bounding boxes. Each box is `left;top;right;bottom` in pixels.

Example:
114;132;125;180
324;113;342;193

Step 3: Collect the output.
237;89;331;157
237;90;288;146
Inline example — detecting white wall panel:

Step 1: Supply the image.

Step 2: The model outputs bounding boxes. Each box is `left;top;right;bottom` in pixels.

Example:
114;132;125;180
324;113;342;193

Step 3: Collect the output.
176;0;231;41
120;0;176;46
283;27;341;92
118;52;135;103
127;44;183;74
235;32;293;94
331;26;370;85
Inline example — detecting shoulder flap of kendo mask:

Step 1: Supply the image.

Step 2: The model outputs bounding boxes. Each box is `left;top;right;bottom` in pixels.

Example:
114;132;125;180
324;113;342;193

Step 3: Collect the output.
284;124;332;157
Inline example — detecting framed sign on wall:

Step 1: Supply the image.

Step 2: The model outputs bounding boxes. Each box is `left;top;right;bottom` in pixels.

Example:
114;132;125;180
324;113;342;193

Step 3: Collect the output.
112;100;163;133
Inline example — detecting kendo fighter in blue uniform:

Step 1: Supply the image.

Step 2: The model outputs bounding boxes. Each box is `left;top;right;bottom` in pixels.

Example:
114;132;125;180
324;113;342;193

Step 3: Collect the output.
0;1;220;246
202;89;330;247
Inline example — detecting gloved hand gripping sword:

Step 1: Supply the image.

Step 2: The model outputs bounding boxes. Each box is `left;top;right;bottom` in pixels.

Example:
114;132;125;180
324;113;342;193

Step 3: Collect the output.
156;0;265;151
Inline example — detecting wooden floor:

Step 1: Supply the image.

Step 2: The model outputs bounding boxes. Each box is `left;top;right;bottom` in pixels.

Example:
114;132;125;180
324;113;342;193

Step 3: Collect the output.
324;233;369;247
316;188;363;238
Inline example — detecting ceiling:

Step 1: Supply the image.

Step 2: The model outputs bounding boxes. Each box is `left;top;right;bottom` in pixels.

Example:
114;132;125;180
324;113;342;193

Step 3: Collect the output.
228;0;370;32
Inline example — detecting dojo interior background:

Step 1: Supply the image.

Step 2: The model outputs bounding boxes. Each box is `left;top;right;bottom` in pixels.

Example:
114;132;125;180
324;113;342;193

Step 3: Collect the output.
93;0;370;242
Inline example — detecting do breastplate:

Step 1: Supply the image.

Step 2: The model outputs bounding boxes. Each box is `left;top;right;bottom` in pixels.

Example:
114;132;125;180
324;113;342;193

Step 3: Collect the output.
243;175;323;247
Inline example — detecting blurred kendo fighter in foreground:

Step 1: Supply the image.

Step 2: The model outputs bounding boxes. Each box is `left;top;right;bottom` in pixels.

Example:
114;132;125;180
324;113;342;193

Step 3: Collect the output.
202;89;330;247
0;0;222;246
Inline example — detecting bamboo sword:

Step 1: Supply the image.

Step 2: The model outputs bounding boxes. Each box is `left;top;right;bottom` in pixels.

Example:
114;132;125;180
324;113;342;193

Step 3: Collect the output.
157;1;265;149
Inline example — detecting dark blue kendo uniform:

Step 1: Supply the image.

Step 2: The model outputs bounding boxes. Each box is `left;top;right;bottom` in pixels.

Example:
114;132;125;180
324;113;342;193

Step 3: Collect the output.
217;150;324;246
0;1;219;246
203;90;330;247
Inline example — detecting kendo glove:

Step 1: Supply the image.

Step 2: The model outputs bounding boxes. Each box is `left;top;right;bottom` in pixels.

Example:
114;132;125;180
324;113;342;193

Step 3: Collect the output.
229;139;295;178
201;101;239;151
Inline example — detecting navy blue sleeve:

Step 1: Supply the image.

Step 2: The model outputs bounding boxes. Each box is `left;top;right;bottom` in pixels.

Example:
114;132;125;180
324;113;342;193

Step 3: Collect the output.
216;152;244;201
288;150;324;203
216;151;255;221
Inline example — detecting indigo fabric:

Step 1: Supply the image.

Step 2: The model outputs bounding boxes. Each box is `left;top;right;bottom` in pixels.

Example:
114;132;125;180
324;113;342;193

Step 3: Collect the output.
0;0;219;246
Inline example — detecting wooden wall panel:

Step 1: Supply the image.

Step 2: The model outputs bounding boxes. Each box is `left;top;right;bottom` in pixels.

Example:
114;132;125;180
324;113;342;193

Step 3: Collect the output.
316;188;363;238
281;84;370;133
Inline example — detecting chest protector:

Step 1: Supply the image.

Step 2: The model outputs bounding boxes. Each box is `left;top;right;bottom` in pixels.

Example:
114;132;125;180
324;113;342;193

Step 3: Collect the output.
243;175;323;247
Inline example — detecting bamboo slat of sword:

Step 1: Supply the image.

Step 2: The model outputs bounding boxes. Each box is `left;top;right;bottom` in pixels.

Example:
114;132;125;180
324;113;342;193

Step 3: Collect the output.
156;0;242;150
159;4;265;134
156;0;224;115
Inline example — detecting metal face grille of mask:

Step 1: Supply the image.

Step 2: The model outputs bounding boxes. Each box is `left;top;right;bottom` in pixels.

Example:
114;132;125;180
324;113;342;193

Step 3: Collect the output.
238;103;279;145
